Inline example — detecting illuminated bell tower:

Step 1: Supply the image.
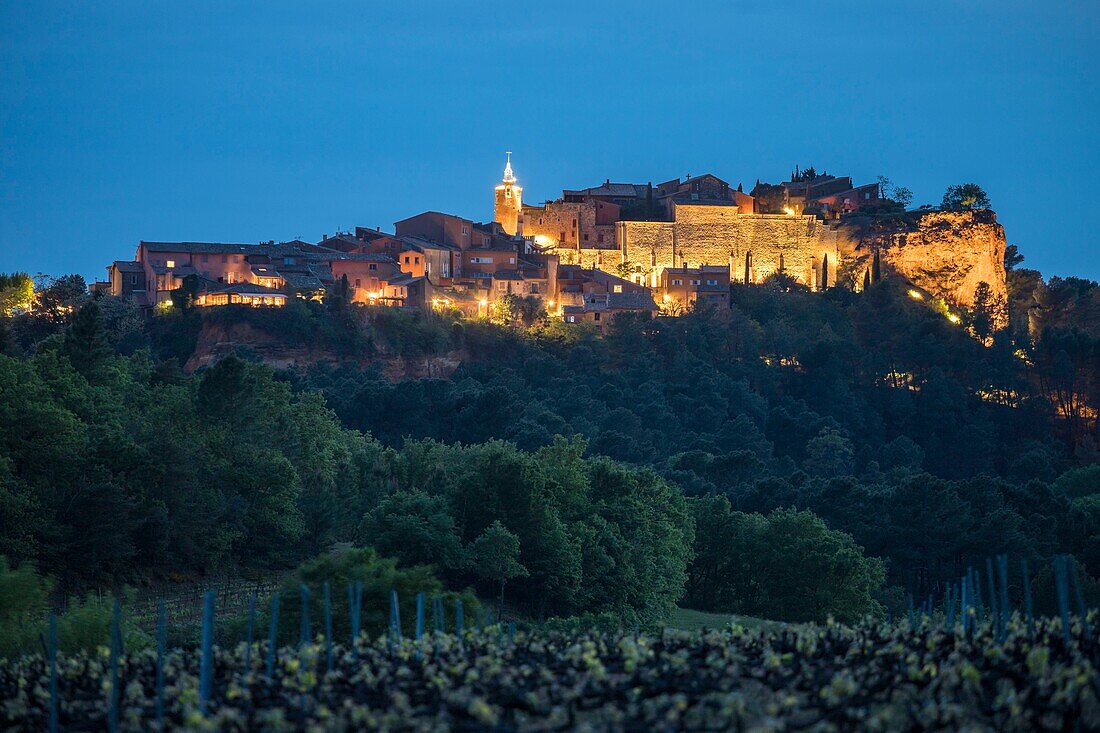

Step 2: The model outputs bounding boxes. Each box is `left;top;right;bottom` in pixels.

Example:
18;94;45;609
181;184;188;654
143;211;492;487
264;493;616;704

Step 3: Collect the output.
494;151;523;236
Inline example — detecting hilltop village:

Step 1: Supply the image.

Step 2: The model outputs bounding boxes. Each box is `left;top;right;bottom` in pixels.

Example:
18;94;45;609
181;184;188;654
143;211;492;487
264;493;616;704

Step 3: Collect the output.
100;156;1009;330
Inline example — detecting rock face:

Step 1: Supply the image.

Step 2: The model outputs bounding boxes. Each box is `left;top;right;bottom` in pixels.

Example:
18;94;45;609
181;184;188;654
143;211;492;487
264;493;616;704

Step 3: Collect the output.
183;320;465;379
835;209;1008;327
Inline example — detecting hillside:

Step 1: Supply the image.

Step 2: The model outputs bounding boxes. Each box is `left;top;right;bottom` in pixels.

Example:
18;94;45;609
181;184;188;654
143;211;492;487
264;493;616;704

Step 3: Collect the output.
1;264;1098;626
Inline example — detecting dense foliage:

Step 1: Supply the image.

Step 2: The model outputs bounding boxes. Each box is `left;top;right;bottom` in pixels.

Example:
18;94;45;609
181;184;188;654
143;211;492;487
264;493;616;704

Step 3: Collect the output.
2;259;1098;627
0;301;691;625
3;613;1098;730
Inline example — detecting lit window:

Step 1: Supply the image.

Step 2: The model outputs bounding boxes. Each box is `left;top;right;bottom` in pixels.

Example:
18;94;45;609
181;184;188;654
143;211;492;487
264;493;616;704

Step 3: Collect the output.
166;260;176;268
673;279;683;286
613;285;623;293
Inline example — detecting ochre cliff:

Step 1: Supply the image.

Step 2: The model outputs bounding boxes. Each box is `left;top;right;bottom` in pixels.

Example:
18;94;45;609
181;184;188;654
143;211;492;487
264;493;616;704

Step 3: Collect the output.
183;320;466;380
835;209;1008;327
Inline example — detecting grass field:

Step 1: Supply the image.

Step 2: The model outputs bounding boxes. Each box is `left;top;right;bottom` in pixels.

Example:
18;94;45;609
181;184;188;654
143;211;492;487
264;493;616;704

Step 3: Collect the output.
665;607;783;632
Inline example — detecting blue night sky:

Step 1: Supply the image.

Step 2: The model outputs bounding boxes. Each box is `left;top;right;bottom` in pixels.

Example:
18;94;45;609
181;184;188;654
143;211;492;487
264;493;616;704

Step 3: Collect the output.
2;1;1097;282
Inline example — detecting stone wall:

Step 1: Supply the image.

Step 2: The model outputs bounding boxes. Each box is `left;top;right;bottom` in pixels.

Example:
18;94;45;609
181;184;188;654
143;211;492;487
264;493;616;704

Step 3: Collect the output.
523;200;616;249
618;205;840;287
549;205;1008;327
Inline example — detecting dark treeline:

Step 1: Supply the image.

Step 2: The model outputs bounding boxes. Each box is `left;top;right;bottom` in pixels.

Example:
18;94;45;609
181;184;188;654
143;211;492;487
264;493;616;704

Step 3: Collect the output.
299;273;1100;605
1;264;1098;625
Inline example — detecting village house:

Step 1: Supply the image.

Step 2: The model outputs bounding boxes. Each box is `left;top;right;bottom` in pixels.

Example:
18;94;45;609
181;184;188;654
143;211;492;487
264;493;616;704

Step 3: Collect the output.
106;240;404;308
561;291;659;333
659;265;731;311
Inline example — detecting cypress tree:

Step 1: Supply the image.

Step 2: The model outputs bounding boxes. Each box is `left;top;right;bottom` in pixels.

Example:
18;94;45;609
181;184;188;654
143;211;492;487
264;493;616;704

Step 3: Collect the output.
872;248;882;283
821;254;829;289
863;269;871;291
62;301;112;380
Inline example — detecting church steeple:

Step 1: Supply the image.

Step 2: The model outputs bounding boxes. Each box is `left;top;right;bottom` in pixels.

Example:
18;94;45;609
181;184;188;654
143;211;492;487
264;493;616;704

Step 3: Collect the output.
494;151;523;236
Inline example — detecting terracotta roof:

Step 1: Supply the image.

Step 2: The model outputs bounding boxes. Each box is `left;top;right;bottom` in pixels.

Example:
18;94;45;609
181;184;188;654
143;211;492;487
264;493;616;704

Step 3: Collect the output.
112;260;143;273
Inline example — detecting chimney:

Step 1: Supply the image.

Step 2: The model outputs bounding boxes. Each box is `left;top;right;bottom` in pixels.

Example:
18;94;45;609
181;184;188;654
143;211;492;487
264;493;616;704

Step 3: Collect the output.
322;233;327;240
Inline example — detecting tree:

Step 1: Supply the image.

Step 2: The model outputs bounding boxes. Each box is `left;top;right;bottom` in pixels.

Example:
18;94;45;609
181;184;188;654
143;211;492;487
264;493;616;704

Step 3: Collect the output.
61;302;112;381
0;273;34;316
805;427;855;478
941;183;991;211
685;503;886;623
877;176;913;209
361;490;467;571
469;520;528;619
1004;244;1025;271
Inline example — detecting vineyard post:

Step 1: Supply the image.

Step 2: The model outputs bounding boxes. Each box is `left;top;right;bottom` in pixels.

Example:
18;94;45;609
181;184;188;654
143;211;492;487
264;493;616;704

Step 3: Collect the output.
390;590;402;644
1068;556;1091;638
266;593;280;678
415;592;425;660
973;568;985;624
198;590;215;714
960;574;969;636
108;598;121;733
155;599;166;727
299;585;311;648
1053;555;1071;646
348;581;362;661
996;555;1010;642
985;557;999;642
434;596;444;634
323;583;334;673
244;592;256;672
1021;558;1035;637
47;613;58;733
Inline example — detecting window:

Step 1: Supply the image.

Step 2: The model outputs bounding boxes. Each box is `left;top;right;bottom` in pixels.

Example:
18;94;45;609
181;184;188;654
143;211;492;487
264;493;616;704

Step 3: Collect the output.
369;264;377;271
594;312;601;321
613;285;623;293
583;233;589;242
470;256;494;264
707;279;718;286
166;260;176;268
355;279;361;287
462;226;469;235
415;257;421;264
691;279;701;286
597;234;604;244
509;257;515;264
222;255;228;263
567;315;576;323
672;279;683;286
864;192;871;200
404;256;410;264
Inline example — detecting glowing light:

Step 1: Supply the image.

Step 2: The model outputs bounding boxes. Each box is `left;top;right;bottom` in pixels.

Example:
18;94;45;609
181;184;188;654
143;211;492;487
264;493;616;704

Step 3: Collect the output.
947;313;961;324
908;289;923;300
547;299;555;307
783;207;795;216
662;294;671;303
479;298;489;307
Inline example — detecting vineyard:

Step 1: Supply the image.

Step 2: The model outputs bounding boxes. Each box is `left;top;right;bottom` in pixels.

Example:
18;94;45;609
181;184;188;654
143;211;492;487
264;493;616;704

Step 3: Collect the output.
3;609;1099;731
